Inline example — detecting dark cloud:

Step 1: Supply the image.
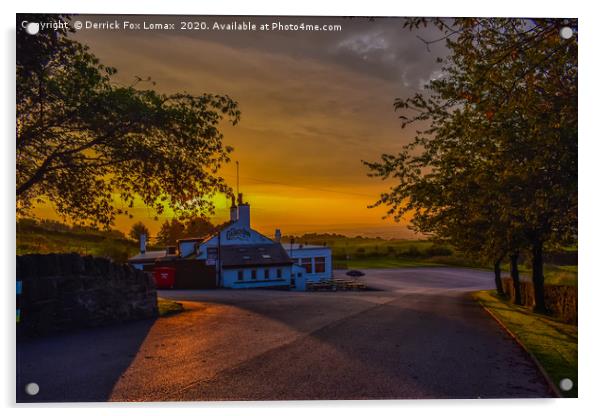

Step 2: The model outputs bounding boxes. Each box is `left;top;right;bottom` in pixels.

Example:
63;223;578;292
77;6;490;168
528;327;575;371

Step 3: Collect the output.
76;15;449;90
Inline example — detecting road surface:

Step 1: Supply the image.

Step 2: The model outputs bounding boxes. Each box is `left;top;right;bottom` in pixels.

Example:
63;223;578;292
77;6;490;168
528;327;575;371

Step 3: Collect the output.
16;267;553;402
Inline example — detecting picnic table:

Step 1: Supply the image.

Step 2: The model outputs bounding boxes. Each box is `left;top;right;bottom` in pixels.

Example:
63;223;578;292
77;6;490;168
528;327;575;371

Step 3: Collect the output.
307;279;367;291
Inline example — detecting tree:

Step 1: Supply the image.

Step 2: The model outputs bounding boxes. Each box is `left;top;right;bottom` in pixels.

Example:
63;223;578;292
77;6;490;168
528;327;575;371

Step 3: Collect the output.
365;18;577;312
17;14;240;229
185;217;215;238
155;216;216;246
156;219;186;246
128;221;150;242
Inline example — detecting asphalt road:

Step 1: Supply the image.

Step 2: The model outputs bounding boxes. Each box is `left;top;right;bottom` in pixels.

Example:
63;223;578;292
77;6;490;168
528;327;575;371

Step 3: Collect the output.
16;267;553;402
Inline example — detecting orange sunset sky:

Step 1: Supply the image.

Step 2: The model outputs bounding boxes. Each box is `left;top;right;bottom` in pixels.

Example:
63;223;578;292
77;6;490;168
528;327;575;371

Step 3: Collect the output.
33;15;449;239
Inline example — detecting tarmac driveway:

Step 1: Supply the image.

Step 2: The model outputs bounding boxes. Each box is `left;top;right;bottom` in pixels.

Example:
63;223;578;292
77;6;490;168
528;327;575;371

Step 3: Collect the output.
16;267;553;402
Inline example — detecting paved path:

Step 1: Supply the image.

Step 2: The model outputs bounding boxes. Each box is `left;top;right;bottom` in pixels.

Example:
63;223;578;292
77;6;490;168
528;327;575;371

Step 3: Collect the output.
17;267;553;402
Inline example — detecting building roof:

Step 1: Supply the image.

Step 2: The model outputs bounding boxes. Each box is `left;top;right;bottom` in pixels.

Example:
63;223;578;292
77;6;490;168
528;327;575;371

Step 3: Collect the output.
220;243;293;269
177;237;205;243
128;250;167;264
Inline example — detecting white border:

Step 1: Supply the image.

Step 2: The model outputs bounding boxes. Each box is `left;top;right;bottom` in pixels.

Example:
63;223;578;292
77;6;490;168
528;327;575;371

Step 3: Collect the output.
2;1;601;415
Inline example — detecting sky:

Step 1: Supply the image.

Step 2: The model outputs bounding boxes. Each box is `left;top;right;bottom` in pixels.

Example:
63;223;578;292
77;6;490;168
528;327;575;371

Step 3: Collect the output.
35;15;449;239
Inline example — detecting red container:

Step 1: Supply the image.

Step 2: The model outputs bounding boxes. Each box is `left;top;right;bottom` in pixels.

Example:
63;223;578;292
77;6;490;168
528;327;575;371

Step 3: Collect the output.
153;267;176;289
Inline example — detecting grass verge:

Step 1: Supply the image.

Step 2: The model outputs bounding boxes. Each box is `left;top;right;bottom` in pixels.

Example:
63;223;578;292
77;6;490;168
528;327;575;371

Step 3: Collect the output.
473;290;578;398
157;297;184;317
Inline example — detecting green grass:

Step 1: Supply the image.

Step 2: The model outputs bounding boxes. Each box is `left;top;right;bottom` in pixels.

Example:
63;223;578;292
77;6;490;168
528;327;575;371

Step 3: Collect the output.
346;258;441;269
473;290;578;398
500;265;578;287
557;265;578;273
545;269;578;286
17;218;140;263
157;298;184;317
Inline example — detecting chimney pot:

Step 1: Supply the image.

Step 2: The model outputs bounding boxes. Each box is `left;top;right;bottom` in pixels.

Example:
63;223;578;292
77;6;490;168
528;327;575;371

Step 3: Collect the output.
230;195;238;222
237;201;250;228
140;233;147;254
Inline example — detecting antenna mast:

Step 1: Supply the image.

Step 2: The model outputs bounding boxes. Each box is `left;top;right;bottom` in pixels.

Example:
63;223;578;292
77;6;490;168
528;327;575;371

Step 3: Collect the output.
236;161;240;196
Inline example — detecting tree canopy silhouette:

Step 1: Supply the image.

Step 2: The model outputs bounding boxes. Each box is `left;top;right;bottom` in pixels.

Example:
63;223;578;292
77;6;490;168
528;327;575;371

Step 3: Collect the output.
155;217;216;246
17;15;240;228
365;18;577;311
128;221;150;242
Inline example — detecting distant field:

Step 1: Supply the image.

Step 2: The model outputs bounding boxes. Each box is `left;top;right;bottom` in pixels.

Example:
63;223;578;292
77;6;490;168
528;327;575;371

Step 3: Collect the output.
284;234;480;268
16;221;577;287
286;233;577;286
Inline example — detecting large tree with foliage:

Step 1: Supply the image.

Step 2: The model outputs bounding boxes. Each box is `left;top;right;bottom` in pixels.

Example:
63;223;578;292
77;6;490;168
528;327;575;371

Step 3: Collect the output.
185;217;216;238
128;221;150;242
155;219;187;246
155;217;215;246
17;14;240;228
365;18;577;312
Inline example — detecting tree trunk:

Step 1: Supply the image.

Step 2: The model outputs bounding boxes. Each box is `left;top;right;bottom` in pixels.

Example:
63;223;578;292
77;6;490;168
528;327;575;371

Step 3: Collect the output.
494;258;504;296
510;252;522;305
531;239;546;313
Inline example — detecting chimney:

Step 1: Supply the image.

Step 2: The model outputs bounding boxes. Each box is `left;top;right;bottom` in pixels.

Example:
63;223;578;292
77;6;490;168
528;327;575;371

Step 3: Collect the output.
274;229;281;243
230;195;238;222
139;233;147;254
237;193;250;228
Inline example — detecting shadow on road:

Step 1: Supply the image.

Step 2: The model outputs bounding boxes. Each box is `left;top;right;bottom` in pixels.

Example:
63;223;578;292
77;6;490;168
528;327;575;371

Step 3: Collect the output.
167;291;552;400
16;318;156;402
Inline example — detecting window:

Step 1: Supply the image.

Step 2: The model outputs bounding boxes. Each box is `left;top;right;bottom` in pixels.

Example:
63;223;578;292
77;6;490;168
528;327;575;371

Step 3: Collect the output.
277;268;282;278
315;257;326;273
264;269;270;279
237;270;244;281
301;258;312;273
251;269;257;279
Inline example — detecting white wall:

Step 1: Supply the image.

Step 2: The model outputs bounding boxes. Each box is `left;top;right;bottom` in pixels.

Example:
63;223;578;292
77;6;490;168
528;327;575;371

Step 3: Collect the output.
198;222;273;254
222;265;292;288
287;247;333;281
178;240;199;258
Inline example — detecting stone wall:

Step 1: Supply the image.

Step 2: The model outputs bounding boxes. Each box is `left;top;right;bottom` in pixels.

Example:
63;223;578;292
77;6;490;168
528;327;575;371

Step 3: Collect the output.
17;253;158;337
501;278;577;324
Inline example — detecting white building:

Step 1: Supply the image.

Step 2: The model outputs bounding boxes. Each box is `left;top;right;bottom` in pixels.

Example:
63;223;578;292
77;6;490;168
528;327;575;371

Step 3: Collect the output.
281;242;333;290
195;194;332;290
128;193;333;290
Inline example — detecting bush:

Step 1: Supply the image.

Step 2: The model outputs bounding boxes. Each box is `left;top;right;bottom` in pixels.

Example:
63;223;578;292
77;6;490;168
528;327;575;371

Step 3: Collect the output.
425;245;453;257
94;240;135;263
501;278;577;323
354;247;367;258
398;245;422;258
